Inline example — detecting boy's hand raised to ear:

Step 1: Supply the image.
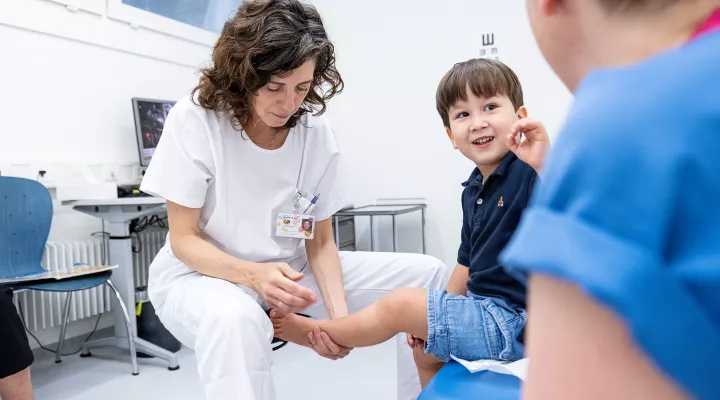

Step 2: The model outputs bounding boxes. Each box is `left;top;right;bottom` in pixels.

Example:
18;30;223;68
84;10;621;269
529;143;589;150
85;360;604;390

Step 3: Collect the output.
507;118;550;174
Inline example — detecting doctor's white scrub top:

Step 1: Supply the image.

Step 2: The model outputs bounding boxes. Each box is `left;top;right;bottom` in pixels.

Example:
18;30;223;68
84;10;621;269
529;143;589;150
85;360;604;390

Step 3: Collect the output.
140;95;350;308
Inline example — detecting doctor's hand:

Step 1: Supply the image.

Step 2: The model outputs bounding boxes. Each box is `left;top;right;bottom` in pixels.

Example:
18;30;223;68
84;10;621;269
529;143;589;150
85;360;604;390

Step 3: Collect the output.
507;118;550;174
309;326;352;361
251;263;317;313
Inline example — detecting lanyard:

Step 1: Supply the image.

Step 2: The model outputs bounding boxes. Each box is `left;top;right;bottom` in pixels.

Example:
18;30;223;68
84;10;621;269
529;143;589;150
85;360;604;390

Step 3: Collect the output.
292;119;335;211
294;128;331;197
295;128;309;191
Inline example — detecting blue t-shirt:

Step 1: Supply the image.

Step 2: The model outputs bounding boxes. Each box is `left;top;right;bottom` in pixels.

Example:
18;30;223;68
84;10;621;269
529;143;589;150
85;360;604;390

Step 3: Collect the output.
501;31;720;399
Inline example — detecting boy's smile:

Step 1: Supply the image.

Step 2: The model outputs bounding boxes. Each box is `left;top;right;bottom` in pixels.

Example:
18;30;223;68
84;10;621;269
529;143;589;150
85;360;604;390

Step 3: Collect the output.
472;136;495;148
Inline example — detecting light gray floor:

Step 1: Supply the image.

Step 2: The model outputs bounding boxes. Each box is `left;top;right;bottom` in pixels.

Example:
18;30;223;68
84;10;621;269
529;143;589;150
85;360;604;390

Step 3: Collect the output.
29;337;397;400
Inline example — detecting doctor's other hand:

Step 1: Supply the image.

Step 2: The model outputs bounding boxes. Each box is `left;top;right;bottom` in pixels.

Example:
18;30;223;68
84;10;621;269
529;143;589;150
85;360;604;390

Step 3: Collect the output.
507;118;550;174
309;326;352;361
250;262;317;313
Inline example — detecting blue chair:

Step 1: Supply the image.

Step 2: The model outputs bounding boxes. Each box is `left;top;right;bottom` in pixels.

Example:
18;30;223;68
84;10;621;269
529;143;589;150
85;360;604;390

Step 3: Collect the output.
419;362;522;400
0;177;139;375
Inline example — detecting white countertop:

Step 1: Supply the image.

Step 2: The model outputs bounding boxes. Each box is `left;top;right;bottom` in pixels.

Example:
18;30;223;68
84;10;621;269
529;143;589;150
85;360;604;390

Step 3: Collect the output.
60;197;166;207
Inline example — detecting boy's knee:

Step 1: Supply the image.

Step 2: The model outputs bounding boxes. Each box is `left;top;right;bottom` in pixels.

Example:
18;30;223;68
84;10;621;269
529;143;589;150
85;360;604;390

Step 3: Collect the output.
379;288;428;331
385;288;424;312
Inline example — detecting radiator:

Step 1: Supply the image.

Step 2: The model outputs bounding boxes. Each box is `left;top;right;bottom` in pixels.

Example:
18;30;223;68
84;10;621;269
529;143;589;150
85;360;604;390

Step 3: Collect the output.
15;229;168;332
132;229;168;288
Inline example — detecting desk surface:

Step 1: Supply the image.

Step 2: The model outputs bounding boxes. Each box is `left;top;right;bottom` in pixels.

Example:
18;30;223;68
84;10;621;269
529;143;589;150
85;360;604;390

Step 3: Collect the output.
334;204;426;216
61;197;166;207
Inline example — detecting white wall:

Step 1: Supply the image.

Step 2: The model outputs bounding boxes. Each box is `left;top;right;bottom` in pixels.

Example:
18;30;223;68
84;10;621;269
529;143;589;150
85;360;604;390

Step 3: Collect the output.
0;0;212;347
0;1;571;275
313;0;572;266
0;0;211;241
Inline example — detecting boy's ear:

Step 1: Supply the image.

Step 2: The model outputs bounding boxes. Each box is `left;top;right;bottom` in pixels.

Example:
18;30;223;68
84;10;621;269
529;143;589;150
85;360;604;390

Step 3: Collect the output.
446;128;458;150
516;105;528;120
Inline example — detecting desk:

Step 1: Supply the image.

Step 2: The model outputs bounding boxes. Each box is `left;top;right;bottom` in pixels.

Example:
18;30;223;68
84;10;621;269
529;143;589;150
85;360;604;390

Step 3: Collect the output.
62;197;178;370
333;204;426;253
419;362;521;399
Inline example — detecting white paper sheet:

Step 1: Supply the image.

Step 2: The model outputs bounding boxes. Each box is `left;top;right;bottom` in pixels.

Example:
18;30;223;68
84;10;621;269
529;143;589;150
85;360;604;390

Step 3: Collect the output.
450;356;529;381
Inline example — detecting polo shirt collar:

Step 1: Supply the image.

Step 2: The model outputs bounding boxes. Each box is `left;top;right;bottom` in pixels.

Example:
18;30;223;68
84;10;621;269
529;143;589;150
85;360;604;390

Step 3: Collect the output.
461;152;518;187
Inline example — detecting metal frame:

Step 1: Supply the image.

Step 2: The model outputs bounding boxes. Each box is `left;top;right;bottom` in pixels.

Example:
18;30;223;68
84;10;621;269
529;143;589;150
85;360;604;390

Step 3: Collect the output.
106;0;219;46
334;203;427;254
54;280;140;375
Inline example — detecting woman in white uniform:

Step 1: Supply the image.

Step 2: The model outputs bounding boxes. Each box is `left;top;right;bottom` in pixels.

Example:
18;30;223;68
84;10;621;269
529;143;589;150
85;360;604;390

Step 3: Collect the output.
140;1;446;399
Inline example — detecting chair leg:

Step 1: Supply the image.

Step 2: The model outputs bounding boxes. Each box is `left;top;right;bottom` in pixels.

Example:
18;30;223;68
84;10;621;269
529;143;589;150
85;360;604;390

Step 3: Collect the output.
55;292;73;364
105;279;139;376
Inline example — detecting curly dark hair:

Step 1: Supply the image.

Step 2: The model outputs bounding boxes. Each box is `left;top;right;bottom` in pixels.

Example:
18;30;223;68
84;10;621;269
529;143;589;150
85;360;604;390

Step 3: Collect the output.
192;0;344;130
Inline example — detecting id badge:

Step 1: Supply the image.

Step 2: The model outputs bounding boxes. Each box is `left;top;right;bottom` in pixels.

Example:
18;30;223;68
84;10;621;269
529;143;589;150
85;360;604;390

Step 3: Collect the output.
276;212;315;239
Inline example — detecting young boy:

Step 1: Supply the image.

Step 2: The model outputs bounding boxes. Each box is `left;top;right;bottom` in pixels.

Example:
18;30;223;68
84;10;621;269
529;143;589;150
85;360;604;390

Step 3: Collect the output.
272;58;545;387
498;1;720;399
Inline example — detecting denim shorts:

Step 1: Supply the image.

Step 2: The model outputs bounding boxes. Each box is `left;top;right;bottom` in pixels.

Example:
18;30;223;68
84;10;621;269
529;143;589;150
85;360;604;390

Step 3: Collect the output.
425;290;527;363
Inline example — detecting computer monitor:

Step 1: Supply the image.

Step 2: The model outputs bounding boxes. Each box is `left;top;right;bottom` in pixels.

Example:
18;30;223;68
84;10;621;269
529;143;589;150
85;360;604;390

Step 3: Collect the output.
132;97;176;166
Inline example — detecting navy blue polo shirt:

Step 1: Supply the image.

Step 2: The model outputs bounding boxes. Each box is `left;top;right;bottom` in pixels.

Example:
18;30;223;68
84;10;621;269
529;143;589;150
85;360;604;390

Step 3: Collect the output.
458;152;537;308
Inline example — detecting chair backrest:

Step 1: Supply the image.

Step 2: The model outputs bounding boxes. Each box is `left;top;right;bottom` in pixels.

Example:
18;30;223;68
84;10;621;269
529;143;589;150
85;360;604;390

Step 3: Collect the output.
0;177;53;279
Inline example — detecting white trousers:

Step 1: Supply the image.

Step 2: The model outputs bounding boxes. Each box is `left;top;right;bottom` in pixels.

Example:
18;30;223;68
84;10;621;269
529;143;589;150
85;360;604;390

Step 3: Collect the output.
153;251;447;400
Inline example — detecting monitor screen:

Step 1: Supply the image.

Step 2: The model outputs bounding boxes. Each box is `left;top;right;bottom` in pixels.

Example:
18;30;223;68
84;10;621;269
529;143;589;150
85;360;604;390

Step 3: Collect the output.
132;98;176;166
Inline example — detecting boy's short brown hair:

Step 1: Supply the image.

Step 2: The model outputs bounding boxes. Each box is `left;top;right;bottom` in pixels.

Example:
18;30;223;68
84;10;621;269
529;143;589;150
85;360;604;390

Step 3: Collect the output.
436;59;524;128
598;0;682;13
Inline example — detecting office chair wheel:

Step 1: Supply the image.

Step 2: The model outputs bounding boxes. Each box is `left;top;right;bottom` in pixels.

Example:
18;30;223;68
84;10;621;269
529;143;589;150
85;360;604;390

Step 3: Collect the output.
132;372;139;376
168;365;180;371
55;360;62;364
80;351;92;358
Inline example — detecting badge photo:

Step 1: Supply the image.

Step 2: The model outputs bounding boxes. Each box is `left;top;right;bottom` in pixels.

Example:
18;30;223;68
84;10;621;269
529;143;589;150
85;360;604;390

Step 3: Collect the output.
276;213;315;239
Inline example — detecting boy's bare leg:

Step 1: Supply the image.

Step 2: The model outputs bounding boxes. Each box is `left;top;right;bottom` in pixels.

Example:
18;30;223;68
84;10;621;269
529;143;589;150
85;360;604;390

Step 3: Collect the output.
413;347;445;388
0;367;34;400
272;287;429;348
